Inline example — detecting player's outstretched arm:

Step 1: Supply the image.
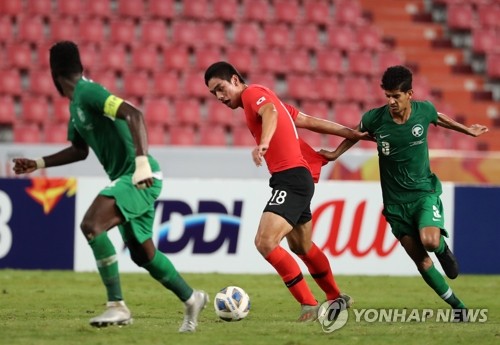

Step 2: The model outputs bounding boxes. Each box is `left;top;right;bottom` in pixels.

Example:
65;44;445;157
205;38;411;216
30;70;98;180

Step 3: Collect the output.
115;101;153;189
317;124;363;162
437;112;489;137
12;133;89;175
294;112;372;141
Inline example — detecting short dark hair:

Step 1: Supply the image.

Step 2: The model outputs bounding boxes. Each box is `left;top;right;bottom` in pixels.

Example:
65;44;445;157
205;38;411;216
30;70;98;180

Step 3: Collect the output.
50;41;83;77
204;61;245;86
380;65;413;92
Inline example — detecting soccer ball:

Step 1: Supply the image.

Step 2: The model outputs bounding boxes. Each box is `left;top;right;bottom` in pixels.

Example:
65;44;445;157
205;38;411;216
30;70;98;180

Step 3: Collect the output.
213;286;250;322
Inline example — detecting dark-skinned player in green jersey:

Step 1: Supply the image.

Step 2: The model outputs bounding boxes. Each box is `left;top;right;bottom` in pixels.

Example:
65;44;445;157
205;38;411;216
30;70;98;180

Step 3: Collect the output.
320;65;488;321
12;41;208;332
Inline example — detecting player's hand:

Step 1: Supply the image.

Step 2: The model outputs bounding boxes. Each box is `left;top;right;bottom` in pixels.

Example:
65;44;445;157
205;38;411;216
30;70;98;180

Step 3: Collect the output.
353;131;376;142
317;149;339;162
468;124;488;137
132;156;153;189
252;144;268;167
12;158;38;174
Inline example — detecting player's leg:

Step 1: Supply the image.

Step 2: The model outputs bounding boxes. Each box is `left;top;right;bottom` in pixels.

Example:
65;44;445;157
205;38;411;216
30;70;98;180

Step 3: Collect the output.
287;222;351;306
81;194;132;327
400;235;465;310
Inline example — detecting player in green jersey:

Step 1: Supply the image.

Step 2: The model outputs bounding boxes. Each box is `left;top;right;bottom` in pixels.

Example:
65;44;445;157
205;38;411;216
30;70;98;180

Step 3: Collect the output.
12;41;208;332
320;65;488;320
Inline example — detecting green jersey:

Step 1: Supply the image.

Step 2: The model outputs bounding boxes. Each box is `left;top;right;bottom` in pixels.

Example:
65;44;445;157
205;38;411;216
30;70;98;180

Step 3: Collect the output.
360;101;442;205
68;77;154;180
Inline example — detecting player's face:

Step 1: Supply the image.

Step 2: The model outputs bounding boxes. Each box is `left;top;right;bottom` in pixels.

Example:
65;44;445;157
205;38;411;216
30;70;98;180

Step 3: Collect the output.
207;76;242;109
384;89;412;116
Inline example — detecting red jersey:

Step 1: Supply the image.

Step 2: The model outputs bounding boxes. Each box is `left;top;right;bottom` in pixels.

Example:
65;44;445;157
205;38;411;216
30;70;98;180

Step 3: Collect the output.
241;84;328;180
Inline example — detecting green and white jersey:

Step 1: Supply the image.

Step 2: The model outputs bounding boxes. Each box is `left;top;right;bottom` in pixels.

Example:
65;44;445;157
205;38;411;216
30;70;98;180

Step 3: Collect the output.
68;77;154;181
360;101;442;205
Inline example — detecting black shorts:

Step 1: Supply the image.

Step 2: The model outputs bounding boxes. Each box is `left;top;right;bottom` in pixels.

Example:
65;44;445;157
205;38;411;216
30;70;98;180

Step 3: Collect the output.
264;166;315;226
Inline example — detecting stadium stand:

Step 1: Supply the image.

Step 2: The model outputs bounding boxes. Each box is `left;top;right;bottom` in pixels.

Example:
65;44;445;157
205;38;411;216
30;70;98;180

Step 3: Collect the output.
0;0;496;150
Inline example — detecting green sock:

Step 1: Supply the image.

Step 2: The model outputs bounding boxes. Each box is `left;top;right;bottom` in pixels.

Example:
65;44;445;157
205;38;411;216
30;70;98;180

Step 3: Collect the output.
420;264;465;309
432;236;446;255
88;232;123;301
142;250;193;302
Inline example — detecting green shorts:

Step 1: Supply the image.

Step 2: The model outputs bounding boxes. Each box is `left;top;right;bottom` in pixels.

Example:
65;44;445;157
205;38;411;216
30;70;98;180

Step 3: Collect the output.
382;194;448;240
100;172;163;244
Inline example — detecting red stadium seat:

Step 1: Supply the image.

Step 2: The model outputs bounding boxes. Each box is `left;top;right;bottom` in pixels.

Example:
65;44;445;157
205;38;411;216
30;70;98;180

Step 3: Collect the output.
109;20;136;46
89;70;118;93
226;46;255;74
29;70;55;98
49;17;78;43
199;125;227;146
0;96;16;125
412;75;433;101
377;49;405;72
327;25;357;52
287;74;317;102
304;0;330;26
44;123;68;143
274;0;301;24
316;49;345;75
232;22;262;49
256;49;287;74
172;21;198;47
117;0;144;19
147;0;175;20
334;0;363;27
348;50;377;77
241;0;271;23
315;75;342;104
143;98;171;128
287;50;313;74
248;73;276;90
173;99;202;127
101;45;127;73
293;24;322;50
183;72;209;99
263;23;291;50
231;126;255;146
0;16;13;44
78;43;101;75
78;18;105;45
332;102;362;128
447;4;474;31
169;125;197;146
198;22;227;48
212;0;239;22
21;97;49;126
152;71;180;98
301;100;330;120
131;45;159;74
0;70;22;97
1;0;23;16
6;43;32;70
471;28;498;55
298;128;323;148
206;99;234;128
52;97;70;123
122;72;150;99
193;46;224;72
486;54;500;79
147;126;167;145
13;123;42;143
56;0;82;17
477;4;500;29
26;0;53;18
87;0;111;19
342;76;372;104
17;16;45;44
141;20;168;49
356;25;383;52
182;0;210;20
163;45;191;72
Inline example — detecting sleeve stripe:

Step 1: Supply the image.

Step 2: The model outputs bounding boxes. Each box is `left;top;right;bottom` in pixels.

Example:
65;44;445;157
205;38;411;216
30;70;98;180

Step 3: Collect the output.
103;95;124;119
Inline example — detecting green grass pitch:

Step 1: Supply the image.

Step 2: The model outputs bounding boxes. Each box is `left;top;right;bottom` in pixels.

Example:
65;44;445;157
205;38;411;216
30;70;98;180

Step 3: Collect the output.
0;270;498;345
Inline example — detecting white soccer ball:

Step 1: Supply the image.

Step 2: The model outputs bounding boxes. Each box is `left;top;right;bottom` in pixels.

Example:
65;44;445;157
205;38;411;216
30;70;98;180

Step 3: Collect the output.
213;286;250;322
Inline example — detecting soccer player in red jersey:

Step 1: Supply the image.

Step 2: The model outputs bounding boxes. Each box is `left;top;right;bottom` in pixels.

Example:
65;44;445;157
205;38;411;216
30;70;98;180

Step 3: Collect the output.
205;61;369;321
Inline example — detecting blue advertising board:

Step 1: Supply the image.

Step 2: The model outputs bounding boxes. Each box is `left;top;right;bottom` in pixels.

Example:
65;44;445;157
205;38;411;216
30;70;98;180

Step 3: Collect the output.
0;178;76;269
454;186;500;274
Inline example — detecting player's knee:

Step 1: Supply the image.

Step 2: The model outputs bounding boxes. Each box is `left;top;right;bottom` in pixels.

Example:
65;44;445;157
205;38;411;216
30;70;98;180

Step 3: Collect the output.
254;237;276;258
80;219;102;240
415;256;434;271
421;237;440;252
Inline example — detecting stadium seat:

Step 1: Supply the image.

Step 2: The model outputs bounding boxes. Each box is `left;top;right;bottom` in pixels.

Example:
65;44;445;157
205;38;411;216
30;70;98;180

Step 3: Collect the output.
163;45;191;71
193;46;224;72
412;75;433;101
248;73;276;90
6;43;32;70
315;75;342;104
377;50;405;72
49;17;78;43
26;0;52;18
316;49;345;75
21;97;49;126
0;16;13;44
298;128;323;148
293;24;322;51
287;50;313;75
334;0;363;27
225;46;255;74
231;126;255;146
109;20;136;47
168;125;197;146
172;21;198;47
241;0;271;23
122;72;150;99
29;70;55;98
78;43;100;74
199;125;228;146
274;0;301;24
147;0;175;20
447;4;474;31
56;0;83;17
212;0;238;22
141;20;168;49
0;70;22;97
206;99;235;128
184;72;209;99
152;71;180;98
1;0;23;16
117;0;144;19
0;96;16;125
173;99;202;127
486;53;500;79
471;28;498;55
131;45;159;74
304;0;331;26
90;70;118;92
332;102;362;128
477;4;500;29
287;75;317;101
301;100;330;120
356;24;383;52
78;18;105;45
348;50;377;77
147;126;167;145
198;22;227;48
44;123;68;143
17;16;45;44
13;123;42;143
101;45;127;73
327;25;357;52
182;0;210;20
232;22;261;49
342;76;372;104
263;23;291;50
52;97;70;123
256;49;287;74
143;98;171;128
87;0;111;19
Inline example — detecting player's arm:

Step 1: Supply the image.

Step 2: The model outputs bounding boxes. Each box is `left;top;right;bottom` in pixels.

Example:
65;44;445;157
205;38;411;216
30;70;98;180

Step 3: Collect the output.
12;131;89;175
252;103;278;167
436;112;489;137
294;111;372;141
317;125;362;162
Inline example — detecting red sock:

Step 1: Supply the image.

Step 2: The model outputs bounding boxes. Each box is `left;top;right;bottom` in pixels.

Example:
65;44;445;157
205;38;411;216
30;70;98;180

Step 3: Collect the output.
298;243;340;300
266;246;317;305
